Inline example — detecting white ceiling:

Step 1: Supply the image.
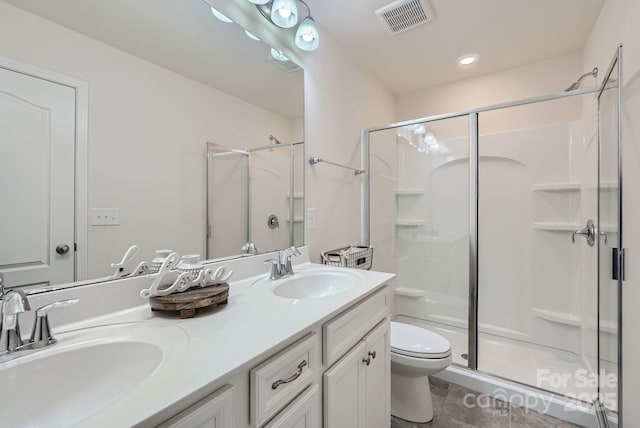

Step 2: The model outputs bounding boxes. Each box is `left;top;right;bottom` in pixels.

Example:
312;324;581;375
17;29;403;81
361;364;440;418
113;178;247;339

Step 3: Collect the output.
311;0;605;94
6;0;605;113
3;0;304;119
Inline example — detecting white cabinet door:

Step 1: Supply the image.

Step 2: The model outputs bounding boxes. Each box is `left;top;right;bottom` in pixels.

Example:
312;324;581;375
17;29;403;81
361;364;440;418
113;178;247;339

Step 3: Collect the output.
363;321;390;428
159;384;234;428
0;66;76;288
323;341;366;428
264;384;321;428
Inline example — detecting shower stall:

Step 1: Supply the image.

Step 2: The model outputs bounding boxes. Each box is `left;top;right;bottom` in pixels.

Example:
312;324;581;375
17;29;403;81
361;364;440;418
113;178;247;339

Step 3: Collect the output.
363;47;623;428
206;141;304;259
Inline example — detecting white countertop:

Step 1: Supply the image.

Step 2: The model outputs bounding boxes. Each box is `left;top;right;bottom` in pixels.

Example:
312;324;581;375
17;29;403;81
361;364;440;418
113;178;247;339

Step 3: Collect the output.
5;256;394;427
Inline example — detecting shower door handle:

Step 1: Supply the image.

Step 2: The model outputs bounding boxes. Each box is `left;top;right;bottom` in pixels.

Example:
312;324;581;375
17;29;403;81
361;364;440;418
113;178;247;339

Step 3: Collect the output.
571;219;595;247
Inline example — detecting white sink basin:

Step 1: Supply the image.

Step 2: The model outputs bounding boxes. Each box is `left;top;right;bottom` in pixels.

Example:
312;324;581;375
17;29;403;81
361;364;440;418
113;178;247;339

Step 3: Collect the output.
272;270;360;299
0;322;188;427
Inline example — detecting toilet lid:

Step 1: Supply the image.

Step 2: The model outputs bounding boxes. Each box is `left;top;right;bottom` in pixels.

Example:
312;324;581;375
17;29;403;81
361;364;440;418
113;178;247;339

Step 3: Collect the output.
390;321;451;359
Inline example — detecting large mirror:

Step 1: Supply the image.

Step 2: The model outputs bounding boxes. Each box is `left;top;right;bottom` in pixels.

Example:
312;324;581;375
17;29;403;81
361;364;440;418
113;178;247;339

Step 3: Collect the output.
0;0;304;289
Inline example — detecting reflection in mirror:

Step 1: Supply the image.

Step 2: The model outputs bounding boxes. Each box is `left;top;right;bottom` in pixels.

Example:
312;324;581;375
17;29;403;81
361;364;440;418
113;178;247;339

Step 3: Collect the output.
207;141;304;260
0;0;304;289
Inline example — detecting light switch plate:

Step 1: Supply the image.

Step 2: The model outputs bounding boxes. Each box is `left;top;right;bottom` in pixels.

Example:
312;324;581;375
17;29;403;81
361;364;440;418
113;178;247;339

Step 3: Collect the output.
91;208;120;226
306;208;316;229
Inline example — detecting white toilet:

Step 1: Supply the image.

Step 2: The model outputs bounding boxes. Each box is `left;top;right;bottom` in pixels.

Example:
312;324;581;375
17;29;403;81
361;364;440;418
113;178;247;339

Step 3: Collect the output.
390;321;452;423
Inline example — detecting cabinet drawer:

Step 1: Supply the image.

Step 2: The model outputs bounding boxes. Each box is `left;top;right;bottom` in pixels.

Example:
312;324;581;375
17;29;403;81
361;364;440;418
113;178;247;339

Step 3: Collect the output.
323;286;389;366
264;384;321;428
251;333;320;427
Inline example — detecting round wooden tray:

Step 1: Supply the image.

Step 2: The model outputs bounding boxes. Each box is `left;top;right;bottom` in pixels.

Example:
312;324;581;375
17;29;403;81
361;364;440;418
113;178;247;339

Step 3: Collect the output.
149;283;229;319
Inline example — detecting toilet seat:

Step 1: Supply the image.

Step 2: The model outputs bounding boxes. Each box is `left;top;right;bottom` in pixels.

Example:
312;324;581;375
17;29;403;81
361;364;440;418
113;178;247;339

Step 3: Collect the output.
391;321;451;359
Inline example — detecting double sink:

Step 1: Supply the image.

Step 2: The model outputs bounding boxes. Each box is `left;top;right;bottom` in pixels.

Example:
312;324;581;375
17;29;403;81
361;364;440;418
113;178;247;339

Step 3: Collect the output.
0;266;363;426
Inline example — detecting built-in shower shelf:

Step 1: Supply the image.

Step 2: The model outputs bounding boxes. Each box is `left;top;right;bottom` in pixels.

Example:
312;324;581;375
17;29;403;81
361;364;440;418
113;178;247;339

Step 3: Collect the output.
395;219;426;227
532;222;580;231
532;181;618;192
532;183;580;192
395;188;425;196
533;308;580;327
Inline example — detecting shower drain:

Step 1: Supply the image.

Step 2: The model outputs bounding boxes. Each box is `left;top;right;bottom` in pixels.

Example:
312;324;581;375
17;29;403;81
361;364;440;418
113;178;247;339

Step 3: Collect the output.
461;353;468;360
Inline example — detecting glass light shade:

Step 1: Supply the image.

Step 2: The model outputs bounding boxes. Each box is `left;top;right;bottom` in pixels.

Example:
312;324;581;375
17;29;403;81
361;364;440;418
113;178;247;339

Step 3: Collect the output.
210;7;233;23
271;0;298;28
270;48;290;62
244;30;261;41
295;17;319;51
248;0;271;4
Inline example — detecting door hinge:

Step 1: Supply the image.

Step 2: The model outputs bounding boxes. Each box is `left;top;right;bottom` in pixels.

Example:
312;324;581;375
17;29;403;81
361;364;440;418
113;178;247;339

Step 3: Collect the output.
207;224;212;239
74;242;77;252
612;248;626;281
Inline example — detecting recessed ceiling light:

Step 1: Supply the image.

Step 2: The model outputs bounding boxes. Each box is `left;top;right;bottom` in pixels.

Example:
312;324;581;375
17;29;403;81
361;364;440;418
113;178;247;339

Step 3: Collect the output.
457;54;479;66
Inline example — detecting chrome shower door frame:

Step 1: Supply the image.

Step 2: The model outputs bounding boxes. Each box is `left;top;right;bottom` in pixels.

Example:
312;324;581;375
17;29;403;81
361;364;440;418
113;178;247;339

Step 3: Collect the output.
361;81;622;422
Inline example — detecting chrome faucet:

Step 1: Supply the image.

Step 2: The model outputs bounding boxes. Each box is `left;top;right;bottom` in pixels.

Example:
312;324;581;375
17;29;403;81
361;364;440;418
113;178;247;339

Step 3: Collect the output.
0;275;79;361
241;241;259;255
0;288;31;353
265;246;301;280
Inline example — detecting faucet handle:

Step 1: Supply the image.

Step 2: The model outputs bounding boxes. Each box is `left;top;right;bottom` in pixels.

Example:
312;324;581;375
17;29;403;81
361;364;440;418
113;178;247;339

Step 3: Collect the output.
264;259;280;280
30;299;79;348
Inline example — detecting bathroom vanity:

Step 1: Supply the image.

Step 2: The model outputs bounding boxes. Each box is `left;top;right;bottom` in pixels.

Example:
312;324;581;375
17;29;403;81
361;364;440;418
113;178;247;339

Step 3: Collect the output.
0;248;394;427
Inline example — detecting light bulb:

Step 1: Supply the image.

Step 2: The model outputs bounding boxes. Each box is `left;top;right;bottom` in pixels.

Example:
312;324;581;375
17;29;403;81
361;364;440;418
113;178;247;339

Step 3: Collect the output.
278;8;292;19
295;17;319;51
271;0;298;28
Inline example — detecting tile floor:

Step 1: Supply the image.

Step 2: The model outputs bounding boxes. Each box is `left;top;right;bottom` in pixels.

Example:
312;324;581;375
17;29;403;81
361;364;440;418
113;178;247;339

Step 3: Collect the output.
390;377;584;428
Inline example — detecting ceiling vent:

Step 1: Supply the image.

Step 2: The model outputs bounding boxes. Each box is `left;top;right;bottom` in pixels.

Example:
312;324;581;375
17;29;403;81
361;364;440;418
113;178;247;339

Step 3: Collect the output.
266;56;303;73
375;0;435;34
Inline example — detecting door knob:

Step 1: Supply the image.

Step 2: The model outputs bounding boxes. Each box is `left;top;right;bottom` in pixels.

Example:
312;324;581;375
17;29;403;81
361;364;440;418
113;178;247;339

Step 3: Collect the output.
571;219;595;247
56;244;70;255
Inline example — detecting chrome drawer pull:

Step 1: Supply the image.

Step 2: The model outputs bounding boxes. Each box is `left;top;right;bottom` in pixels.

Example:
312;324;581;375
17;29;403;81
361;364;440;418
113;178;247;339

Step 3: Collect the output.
271;360;307;390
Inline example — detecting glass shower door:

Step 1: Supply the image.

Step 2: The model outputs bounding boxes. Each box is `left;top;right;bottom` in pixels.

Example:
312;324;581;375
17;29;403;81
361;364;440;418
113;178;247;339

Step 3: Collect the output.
476;93;601;403
595;45;623;427
368;116;470;365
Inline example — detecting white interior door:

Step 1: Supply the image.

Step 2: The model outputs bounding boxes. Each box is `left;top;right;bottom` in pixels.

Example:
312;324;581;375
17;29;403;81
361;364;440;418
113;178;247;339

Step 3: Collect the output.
0;66;76;288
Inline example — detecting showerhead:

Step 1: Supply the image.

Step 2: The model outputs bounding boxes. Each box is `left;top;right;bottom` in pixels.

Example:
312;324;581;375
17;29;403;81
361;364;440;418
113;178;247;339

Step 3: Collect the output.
269;135;282;144
565;67;598;91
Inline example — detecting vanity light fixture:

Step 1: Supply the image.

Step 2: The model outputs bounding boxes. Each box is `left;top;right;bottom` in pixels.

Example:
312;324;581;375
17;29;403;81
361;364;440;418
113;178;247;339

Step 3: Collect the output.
210;6;233;23
457;53;479;66
249;0;320;51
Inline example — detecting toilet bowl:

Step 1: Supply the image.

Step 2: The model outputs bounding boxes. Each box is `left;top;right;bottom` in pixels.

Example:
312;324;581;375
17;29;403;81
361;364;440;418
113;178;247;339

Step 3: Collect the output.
390;321;452;423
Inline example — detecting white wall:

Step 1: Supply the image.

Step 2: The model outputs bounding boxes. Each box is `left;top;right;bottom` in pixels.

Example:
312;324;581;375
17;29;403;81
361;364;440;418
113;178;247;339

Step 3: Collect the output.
395;52;584;125
299;29;395;261
0;1;297;278
582;0;640;423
